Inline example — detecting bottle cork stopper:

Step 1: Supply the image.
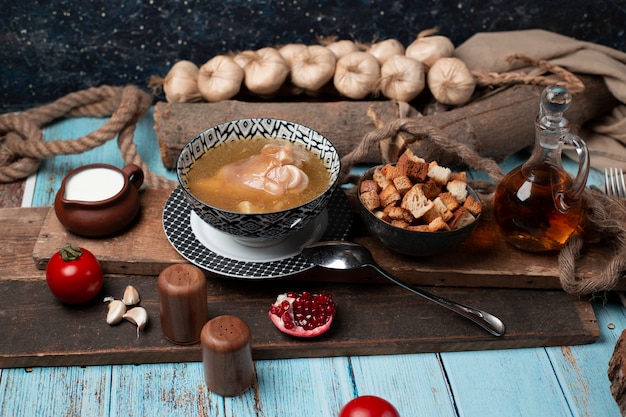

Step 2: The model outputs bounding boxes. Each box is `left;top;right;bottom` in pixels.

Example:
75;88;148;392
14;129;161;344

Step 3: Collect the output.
201;315;254;397
157;264;208;345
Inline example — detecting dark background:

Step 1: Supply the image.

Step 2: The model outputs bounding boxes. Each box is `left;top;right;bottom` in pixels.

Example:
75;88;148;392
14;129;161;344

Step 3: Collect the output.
2;0;625;113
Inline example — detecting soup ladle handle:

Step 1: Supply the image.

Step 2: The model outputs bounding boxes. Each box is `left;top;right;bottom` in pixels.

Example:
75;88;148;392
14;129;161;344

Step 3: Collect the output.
369;263;505;337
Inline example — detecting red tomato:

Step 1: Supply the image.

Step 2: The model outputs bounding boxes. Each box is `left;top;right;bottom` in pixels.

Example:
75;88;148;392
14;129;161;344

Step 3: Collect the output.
45;244;103;304
339;395;400;417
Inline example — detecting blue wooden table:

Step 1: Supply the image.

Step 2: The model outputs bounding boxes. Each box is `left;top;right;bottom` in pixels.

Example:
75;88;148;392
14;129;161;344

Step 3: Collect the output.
0;110;623;417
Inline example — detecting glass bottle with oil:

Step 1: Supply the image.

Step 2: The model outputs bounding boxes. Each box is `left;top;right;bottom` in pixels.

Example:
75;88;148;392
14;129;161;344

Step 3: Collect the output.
493;85;590;252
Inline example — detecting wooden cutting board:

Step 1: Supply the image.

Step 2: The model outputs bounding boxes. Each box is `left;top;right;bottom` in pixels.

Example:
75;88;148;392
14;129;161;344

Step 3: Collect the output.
0;192;601;368
31;188;624;290
0;275;598;368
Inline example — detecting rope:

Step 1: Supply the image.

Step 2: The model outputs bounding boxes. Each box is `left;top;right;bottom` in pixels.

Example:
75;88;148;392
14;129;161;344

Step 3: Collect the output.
472;54;586;95
558;190;626;295
339;117;505;184
0;85;176;188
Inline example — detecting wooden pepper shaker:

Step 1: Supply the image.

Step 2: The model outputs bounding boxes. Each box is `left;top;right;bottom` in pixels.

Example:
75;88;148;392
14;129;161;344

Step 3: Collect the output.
201;315;254;396
157;264;208;345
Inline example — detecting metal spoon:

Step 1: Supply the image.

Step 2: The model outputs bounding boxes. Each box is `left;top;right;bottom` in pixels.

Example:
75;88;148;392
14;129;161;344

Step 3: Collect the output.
301;241;505;337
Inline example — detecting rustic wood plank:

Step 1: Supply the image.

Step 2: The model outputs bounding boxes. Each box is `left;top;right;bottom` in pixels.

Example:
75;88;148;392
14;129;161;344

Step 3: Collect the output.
248;357;354;416
0;181;26;208
0;366;112;417
153;100;405;168
559;298;626;417
108;362;223;417
442;349;572;416
0;273;599;368
31;188;625;290
0;206;49;281
32;189;185;276
349;354;457;416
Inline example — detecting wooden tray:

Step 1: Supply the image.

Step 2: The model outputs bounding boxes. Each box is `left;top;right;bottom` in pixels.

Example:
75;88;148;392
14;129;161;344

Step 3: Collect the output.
32;188;623;290
0;275;598;368
0;193;601;368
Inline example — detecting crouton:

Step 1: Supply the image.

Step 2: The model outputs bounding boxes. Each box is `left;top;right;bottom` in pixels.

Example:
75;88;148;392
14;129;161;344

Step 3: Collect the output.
422;196;454;223
463;194;482;217
387;206;415;223
428;216;451;232
399;148;425;163
421;205;441;224
407;224;431;232
397;155;429;183
381;164;405;181
450;171;467;182
438;192;460;212
401;184;434;220
382;204;395;215
447;179;468;203
374;210;391;222
372;168;391;189
392;175;413;195
391;219;411;229
421;178;442;200
433;197;454;220
359;179;379;194
448;207;476;230
379;184;401;207
359;190;381;211
427;161;451;185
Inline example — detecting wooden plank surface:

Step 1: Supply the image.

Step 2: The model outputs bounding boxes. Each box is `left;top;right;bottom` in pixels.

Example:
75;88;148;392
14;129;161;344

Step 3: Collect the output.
31;188;624;290
0;271;600;369
0;198;600;368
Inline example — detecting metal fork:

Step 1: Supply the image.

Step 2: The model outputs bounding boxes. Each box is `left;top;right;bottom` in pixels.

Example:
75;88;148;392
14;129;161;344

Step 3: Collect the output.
605;167;626;198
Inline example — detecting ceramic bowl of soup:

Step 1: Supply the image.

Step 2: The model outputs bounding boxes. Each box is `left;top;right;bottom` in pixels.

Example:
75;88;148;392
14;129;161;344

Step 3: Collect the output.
177;118;341;247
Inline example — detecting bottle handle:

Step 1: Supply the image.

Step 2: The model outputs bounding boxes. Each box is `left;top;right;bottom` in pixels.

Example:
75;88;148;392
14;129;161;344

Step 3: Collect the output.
558;133;589;210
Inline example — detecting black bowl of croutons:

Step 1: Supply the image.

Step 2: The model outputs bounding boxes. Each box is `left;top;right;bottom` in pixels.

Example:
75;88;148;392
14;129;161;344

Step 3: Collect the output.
355;150;482;257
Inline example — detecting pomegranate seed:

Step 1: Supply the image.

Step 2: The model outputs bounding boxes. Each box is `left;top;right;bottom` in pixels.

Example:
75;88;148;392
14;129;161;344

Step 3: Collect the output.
270;305;281;316
269;290;336;337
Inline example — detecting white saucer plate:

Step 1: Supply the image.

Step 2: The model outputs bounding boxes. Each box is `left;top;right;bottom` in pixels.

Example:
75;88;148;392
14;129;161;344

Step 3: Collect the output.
162;187;352;279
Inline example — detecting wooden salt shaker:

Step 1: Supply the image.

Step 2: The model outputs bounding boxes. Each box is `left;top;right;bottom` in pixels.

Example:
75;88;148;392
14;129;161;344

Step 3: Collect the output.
201;315;254;397
157;264;208;345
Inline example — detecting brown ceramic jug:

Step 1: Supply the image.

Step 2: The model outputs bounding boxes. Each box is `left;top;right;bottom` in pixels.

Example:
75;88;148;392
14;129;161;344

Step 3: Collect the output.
54;163;144;237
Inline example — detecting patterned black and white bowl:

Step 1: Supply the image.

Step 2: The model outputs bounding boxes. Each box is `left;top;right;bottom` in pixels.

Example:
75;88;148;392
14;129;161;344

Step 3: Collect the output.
176;118;341;247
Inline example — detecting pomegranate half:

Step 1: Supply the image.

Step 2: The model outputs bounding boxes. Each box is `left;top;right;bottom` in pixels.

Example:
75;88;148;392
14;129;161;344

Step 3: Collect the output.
269;290;336;337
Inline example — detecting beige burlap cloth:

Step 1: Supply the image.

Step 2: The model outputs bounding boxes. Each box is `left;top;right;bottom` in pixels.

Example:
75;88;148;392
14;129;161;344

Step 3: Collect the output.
455;29;626;170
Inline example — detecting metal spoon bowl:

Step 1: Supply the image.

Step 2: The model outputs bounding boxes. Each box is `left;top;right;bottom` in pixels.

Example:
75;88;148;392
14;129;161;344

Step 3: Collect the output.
301;241;505;337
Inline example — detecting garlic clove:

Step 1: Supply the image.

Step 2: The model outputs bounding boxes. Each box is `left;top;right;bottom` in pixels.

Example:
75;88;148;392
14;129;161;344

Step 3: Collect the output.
333;51;381;99
405;32;455;70
325;39;360;60
122;285;140;306
198;55;244;102
106;299;127;325
427;57;476;106
163;60;203;103
233;47;290;95
123;307;148;339
284;44;337;92
379;55;425;102
368;38;405;65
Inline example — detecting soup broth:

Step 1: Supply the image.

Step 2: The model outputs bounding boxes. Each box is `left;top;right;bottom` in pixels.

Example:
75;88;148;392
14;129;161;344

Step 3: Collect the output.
186;137;331;213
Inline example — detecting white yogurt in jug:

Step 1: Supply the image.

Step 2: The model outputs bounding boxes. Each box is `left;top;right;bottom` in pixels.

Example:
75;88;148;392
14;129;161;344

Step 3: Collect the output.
64;167;125;202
